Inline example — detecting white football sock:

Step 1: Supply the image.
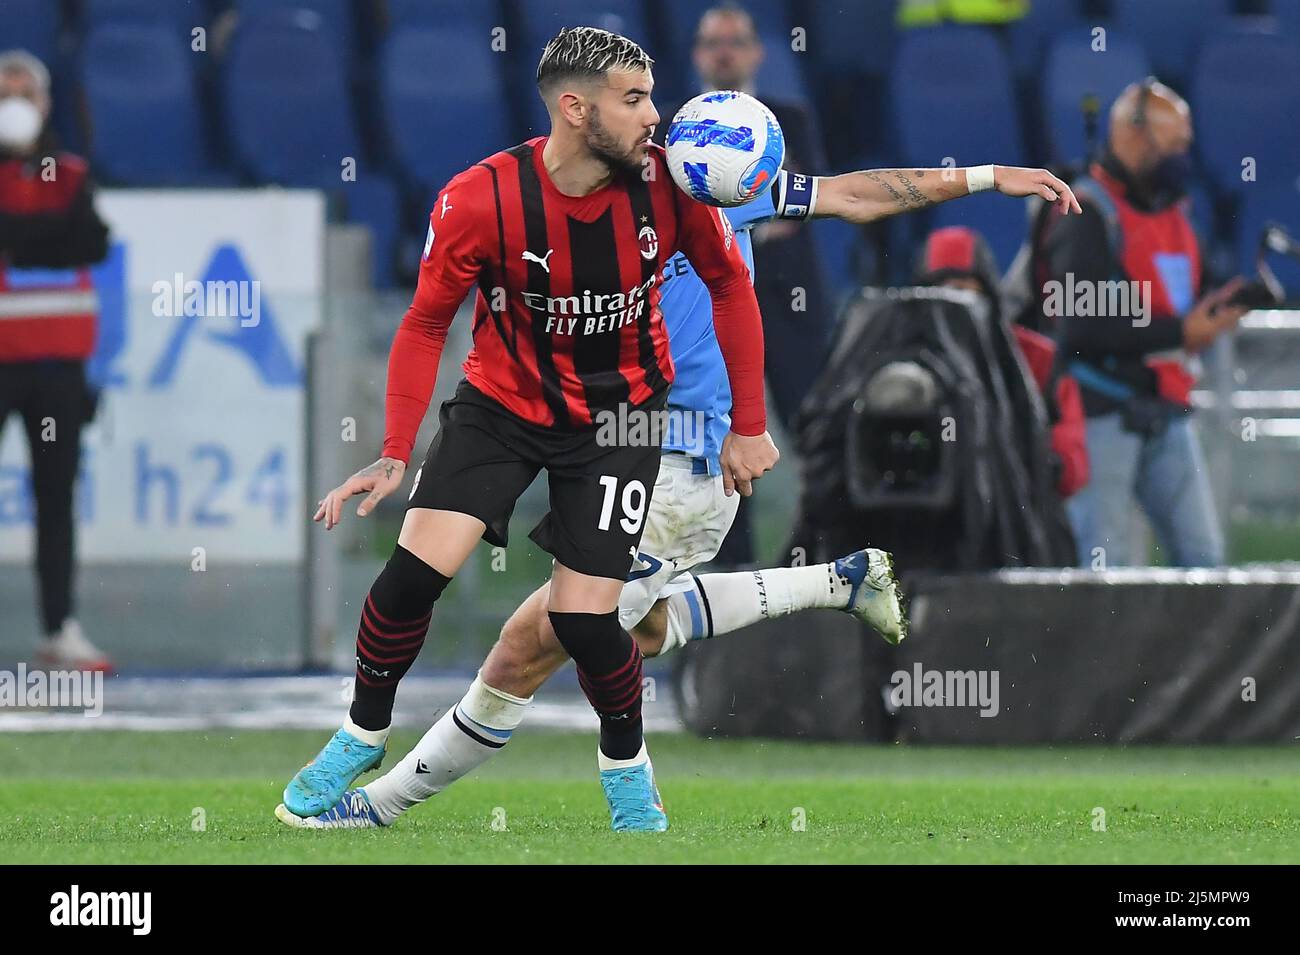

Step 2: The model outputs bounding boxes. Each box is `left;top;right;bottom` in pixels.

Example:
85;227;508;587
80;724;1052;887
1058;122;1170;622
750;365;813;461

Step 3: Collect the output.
343;715;389;747
597;741;649;772
362;674;530;825
659;564;846;654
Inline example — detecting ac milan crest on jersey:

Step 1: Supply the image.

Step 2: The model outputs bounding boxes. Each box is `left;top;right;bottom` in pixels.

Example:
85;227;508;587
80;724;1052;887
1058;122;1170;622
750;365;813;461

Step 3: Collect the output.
638;225;659;260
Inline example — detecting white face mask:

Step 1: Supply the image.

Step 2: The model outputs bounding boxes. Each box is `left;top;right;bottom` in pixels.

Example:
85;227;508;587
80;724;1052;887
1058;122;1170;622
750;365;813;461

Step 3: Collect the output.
0;96;43;151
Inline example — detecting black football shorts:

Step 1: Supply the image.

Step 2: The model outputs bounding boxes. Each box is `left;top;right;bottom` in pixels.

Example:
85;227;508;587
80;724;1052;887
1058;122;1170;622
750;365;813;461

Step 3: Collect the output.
406;378;665;581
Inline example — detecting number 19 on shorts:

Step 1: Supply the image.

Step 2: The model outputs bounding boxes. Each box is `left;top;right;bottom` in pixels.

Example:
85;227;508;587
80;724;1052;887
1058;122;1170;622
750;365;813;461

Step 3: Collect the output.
597;475;647;534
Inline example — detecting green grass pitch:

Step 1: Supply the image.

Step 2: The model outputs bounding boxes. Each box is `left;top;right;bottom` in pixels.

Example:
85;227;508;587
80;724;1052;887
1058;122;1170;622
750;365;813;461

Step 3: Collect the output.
2;730;1297;864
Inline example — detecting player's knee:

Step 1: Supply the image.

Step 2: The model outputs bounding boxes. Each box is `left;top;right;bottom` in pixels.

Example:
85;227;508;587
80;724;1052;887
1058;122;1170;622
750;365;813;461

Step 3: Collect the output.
631;601;669;658
546;610;631;671
372;544;451;618
496;602;563;668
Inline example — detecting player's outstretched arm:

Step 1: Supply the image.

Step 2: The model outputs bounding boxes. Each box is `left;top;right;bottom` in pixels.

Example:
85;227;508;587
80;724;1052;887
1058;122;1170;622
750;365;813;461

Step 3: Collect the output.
806;165;1081;225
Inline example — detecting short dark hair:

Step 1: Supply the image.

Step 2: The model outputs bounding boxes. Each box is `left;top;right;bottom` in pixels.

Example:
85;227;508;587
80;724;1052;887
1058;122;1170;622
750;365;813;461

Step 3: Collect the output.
535;27;653;97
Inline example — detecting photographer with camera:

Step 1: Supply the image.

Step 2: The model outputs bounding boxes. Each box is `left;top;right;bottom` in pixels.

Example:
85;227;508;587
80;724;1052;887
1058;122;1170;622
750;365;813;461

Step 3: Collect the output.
1036;79;1248;568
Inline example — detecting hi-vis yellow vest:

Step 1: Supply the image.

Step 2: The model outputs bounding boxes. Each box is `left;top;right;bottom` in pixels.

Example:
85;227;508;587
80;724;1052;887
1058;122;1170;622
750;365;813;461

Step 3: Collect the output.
897;0;1030;27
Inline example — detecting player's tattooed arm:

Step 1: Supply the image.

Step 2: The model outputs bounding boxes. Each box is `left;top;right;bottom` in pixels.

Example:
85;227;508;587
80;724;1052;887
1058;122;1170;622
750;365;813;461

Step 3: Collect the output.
811;168;956;223
810;165;1080;224
865;169;934;212
313;456;407;530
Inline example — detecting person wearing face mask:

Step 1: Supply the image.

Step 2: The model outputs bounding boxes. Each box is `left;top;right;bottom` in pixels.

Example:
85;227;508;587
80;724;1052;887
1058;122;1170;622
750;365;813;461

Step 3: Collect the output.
0;49;113;670
1032;78;1247;568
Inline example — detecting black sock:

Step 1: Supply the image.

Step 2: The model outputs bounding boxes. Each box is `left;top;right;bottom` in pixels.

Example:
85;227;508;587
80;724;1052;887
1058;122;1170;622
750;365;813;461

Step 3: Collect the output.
548;610;644;760
349;545;450;731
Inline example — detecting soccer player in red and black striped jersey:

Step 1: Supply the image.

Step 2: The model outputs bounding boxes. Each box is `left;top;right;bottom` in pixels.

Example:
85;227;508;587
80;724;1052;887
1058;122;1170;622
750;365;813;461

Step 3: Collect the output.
280;27;778;829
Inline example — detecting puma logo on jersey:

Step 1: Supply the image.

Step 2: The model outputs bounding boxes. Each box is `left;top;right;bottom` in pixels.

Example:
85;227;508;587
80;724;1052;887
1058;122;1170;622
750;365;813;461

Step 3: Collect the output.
440;193;453;218
521;248;554;273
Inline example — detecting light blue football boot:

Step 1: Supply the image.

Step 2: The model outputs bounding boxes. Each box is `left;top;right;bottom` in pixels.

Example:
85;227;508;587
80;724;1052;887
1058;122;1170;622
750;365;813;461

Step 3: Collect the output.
600;755;669;832
275;789;384;829
834;548;907;644
282;728;386;818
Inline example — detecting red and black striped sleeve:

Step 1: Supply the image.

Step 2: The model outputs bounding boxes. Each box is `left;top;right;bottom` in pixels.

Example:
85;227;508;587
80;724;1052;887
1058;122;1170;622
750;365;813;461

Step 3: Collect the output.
382;167;489;464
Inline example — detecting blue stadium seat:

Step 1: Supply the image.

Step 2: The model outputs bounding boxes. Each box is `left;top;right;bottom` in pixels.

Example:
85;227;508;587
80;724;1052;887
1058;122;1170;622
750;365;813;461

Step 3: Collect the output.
222;13;358;186
807;0;897;77
1005;0;1085;78
339;175;402;288
812;217;868;305
1192;29;1300;194
385;0;503;31
927;192;1027;279
891;26;1024;168
524;95;551;140
80;24;218;184
1235;182;1300;299
0;0;61;65
50;56;87;156
230;0;353;57
82;0;208;36
1043;31;1150;165
754;31;811;104
380;27;511;192
1111;0;1231;84
1184;178;1218;248
805;1;897;168
1274;0;1300;40
518;0;653;56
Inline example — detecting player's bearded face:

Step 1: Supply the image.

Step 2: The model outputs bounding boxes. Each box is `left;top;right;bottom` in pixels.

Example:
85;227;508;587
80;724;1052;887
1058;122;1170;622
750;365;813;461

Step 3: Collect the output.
584;102;649;172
